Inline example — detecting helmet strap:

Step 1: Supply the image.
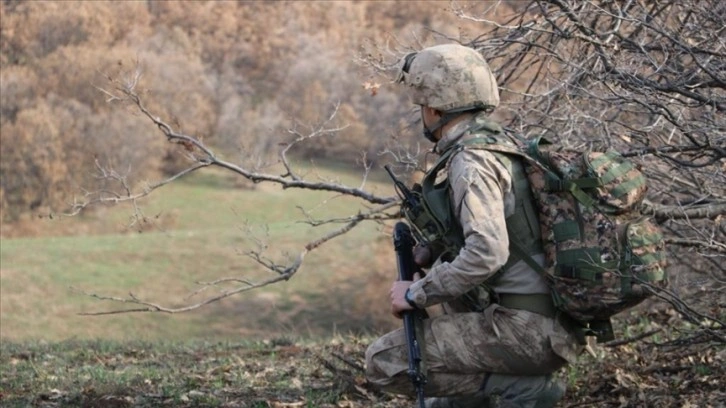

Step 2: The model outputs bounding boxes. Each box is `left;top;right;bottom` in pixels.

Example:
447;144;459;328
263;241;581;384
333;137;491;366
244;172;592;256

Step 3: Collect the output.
421;110;465;144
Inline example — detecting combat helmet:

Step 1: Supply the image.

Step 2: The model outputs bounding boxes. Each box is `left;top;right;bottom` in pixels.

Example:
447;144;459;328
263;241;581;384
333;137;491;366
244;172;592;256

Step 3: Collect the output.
396;44;499;113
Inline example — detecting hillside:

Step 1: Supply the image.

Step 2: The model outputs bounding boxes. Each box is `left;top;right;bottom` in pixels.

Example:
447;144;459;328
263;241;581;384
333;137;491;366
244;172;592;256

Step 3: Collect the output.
1;1;724;407
1;168;723;407
1;320;723;407
0;0;497;223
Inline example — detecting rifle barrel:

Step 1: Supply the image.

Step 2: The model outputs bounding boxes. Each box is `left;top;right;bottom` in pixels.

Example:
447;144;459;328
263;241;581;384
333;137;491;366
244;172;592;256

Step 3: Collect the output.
392;221;427;406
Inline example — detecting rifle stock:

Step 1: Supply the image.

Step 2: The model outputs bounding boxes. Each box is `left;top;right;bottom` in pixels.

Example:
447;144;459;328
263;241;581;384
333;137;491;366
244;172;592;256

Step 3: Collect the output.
392;222;427;408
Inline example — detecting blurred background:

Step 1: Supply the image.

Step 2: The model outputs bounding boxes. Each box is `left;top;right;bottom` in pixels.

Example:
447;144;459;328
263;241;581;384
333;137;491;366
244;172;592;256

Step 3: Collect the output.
0;1;501;342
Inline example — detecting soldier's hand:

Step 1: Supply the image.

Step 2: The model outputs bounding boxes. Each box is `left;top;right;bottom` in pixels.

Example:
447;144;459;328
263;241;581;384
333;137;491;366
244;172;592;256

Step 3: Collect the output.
390;280;414;319
390;273;421;319
413;244;432;267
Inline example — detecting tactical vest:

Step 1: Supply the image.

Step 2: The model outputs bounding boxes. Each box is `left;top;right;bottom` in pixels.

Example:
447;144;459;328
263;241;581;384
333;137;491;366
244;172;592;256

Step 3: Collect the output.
406;118;543;283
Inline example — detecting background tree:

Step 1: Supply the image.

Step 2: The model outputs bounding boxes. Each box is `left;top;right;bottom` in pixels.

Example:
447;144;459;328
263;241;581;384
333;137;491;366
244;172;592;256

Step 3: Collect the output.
1;0;722;339
1;0;464;222
451;0;725;342
1;2;723;406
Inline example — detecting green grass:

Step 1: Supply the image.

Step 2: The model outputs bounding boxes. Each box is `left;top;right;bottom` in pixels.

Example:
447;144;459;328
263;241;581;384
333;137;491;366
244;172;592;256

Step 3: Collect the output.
0;161;397;342
2;325;723;408
4;160;722;407
0;338;383;408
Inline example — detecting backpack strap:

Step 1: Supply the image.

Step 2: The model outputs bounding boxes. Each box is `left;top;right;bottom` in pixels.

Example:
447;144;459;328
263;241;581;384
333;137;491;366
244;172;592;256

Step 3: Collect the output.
491;151;543;271
451;133;544;280
509;238;614;342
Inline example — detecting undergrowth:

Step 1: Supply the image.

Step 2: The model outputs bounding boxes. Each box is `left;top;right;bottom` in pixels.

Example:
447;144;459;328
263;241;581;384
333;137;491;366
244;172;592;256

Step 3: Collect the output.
1;312;724;408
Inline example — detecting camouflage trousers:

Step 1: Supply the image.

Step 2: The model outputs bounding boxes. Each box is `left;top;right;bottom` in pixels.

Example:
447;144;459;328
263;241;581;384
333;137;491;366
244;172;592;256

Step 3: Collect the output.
365;304;580;397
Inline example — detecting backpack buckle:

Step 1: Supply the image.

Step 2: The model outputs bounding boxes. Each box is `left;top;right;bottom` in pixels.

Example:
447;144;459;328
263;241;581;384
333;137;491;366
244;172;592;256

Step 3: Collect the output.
557;265;577;279
545;173;564;191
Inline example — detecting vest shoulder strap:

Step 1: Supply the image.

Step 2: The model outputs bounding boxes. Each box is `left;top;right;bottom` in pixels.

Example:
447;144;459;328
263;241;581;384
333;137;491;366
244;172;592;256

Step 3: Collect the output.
431;130;544;278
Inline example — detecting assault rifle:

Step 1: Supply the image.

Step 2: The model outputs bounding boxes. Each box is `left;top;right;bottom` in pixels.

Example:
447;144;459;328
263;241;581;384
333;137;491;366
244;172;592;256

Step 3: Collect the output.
384;165;427;245
392;221;427;408
384;165;421;210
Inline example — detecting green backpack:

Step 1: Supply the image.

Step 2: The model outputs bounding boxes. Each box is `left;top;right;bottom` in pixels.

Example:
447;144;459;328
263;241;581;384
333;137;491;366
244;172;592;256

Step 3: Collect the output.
404;120;669;342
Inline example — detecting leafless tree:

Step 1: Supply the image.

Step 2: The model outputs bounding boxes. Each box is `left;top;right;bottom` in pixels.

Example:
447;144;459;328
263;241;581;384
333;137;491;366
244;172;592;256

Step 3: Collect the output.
67;66;401;314
446;0;725;343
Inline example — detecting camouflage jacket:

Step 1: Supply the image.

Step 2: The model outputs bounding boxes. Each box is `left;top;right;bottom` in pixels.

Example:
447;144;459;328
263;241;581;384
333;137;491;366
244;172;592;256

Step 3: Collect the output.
407;113;550;308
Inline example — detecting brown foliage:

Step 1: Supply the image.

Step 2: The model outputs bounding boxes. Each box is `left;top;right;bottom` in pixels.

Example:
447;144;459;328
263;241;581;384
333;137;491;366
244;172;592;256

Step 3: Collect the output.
1;0;477;222
1;99;70;219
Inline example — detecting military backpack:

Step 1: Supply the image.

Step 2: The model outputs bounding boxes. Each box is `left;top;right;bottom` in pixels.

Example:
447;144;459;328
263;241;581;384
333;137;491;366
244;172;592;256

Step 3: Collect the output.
403;119;669;342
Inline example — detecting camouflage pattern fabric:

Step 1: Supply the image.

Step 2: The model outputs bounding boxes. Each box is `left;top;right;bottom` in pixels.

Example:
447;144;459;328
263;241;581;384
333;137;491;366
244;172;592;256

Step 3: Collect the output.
424;373;566;408
519;145;669;323
366;113;582;400
396;44;500;112
365;304;579;398
404;114;551;308
450;132;668;333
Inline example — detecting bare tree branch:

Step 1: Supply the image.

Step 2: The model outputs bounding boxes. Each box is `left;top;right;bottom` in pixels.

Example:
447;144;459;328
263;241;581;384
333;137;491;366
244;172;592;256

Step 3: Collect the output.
71;207;383;315
66;61;404;313
94;68;395;206
75;0;724;319
643;201;726;221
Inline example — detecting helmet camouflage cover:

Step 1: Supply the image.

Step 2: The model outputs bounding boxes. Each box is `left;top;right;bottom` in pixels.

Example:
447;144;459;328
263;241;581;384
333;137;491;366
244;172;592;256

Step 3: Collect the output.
396;44;500;112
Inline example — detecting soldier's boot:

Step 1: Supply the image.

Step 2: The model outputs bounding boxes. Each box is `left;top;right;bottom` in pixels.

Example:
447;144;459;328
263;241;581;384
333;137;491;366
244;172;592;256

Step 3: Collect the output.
424;373;565;408
483;373;565;408
424;390;491;408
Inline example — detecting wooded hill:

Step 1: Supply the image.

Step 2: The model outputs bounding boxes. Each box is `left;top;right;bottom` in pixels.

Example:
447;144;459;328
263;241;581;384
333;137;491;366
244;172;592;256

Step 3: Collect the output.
1;0;498;223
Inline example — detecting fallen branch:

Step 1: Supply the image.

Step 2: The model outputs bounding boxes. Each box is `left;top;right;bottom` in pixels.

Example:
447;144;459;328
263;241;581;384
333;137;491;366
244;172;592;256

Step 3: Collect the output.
642;201;726;222
604;328;662;348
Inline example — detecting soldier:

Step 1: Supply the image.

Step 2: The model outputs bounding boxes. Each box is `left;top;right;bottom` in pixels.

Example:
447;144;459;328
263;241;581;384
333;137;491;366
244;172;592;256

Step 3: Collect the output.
365;44;583;407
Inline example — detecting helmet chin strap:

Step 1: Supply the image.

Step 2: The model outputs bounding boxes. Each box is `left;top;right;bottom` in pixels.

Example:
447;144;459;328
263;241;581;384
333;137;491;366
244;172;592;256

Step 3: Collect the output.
422;110;463;144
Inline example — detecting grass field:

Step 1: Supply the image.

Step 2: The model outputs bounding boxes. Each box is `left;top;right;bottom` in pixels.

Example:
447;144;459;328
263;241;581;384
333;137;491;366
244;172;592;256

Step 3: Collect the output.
1;323;722;407
1;161;723;407
0;161;399;342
